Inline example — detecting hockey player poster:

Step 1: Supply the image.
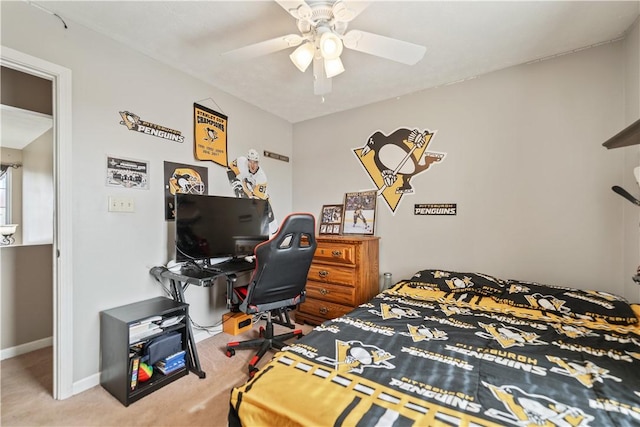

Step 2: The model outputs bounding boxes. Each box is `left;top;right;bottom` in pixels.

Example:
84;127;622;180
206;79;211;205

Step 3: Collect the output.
193;103;228;167
342;191;376;235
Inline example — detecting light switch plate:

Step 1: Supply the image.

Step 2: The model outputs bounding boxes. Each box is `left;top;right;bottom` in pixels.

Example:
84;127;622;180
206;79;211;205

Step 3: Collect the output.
108;196;135;213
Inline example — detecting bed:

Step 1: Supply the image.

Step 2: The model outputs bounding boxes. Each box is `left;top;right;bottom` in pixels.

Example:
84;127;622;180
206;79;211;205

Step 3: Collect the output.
229;269;640;426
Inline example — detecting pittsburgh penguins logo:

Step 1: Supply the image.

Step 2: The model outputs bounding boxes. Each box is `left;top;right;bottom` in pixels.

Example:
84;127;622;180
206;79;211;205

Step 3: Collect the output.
316;340;395;374
369;303;422;319
439;304;472;317
524;293;571;314
353;127;446;213
476;322;546;349
483;382;594;426
547;356;621;388
400;324;448;342
550;323;598;339
432;270;451;279
445;276;474;290
205;127;219;142
119;110;140;130
507;283;530;294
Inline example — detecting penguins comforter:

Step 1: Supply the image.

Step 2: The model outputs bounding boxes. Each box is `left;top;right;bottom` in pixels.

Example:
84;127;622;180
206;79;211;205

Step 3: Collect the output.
229;269;640;426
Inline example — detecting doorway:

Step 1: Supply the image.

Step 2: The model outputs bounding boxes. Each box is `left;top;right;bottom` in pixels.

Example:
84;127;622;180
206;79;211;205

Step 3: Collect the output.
1;47;73;400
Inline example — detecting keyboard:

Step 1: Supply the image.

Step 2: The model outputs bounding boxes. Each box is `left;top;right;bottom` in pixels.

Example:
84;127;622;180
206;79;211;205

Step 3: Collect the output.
212;259;255;274
179;265;217;279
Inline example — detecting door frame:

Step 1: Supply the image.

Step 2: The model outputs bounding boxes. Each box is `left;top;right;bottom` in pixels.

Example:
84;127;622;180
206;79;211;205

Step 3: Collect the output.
1;46;73;399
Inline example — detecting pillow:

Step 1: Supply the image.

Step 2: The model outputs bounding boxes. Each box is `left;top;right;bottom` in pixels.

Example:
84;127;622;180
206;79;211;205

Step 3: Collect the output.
409;269;505;296
494;280;638;325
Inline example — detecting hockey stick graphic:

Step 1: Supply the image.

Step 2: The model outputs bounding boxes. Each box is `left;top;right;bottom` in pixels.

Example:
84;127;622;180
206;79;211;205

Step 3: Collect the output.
612;185;640;206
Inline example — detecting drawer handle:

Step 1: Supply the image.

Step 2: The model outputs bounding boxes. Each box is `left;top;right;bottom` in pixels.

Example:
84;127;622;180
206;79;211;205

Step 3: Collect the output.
319;307;329;315
331;250;342;257
320;288;329;295
318;270;329;278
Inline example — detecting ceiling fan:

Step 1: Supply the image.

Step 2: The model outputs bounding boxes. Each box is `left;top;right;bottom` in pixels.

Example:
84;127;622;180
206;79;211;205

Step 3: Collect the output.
222;0;427;95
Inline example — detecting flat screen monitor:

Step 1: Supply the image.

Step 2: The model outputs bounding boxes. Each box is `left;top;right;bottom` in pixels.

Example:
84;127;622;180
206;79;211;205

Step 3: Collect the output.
175;194;269;263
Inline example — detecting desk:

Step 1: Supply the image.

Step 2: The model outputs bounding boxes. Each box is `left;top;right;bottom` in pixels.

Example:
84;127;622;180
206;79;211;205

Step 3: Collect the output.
149;263;254;378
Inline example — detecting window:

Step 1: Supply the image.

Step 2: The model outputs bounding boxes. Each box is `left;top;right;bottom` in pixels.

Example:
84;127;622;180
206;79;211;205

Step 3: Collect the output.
0;168;10;225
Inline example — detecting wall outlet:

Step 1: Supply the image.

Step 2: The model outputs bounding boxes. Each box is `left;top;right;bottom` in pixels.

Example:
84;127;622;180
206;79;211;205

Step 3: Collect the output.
108;196;135;213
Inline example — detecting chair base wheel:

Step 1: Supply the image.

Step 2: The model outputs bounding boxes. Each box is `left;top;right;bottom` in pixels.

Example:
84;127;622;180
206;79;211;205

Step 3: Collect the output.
226;348;235;357
249;366;259;378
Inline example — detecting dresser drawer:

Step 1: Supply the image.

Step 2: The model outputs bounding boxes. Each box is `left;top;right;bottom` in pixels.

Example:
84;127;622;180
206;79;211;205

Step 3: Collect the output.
308;264;357;286
298;298;353;320
306;281;356;305
314;242;356;265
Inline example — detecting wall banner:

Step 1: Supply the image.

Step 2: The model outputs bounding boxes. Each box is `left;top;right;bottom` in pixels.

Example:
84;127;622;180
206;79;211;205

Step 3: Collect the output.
118;111;184;143
193;103;228;167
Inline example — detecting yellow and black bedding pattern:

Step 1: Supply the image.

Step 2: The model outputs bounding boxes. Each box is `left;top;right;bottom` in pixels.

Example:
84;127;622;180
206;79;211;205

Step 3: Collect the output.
231;280;640;426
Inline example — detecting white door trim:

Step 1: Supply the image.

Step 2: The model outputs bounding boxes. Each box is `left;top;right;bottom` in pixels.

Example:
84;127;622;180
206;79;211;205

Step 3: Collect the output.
1;46;73;400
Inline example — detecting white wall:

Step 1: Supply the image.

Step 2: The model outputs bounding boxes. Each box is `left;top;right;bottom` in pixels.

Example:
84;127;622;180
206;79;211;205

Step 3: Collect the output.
22;129;53;245
622;18;640;302
1;244;53;352
1;1;293;385
293;41;631;299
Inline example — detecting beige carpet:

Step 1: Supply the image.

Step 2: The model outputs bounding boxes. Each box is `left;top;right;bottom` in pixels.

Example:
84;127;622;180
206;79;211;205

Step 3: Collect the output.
1;322;312;426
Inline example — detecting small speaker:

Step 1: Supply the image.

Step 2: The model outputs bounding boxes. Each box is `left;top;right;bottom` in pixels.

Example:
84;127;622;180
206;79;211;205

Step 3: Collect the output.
223;312;253;335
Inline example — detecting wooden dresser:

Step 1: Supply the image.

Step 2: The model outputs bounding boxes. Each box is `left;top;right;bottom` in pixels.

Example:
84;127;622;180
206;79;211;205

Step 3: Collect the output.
295;235;380;325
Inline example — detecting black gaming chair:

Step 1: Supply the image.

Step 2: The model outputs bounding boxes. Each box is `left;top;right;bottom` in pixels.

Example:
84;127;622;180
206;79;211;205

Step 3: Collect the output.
225;213;317;377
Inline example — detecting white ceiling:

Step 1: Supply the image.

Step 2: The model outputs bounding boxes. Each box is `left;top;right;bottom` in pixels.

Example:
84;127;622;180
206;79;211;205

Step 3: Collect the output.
1;104;53;150
36;1;640;123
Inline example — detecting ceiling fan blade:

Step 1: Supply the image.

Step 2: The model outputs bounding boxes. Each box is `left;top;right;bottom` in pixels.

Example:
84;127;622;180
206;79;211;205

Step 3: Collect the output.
313;57;332;95
274;0;312;20
332;1;370;23
222;34;303;61
342;30;426;65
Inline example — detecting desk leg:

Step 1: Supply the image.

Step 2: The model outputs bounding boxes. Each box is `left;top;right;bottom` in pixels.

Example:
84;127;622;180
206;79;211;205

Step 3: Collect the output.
169;279;206;379
226;274;237;309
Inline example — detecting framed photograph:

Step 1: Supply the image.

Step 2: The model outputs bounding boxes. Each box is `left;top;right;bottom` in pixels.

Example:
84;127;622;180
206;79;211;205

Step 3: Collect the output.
342;191;376;235
106;155;149;190
319;204;344;235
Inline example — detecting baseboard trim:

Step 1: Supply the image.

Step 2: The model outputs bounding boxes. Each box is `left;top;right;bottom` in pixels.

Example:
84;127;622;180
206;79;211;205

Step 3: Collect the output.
1;331;224;398
70;328;221;397
73;373;100;396
0;337;53;361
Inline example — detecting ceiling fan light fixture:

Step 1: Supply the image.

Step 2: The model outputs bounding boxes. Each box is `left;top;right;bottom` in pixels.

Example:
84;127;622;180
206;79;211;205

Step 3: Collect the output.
319;31;343;60
290;41;315;72
324;57;345;79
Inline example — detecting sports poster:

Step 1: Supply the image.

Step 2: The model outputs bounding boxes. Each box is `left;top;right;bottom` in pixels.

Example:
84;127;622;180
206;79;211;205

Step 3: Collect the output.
353;127;446;214
163;161;208;220
105;155;149;190
342;191;376;235
193;103;228;167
